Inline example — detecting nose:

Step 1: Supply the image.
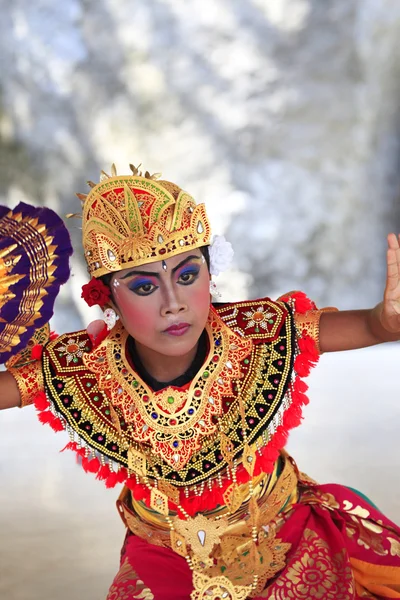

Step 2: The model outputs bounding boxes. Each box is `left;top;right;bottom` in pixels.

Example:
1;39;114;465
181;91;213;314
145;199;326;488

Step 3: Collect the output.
160;283;187;317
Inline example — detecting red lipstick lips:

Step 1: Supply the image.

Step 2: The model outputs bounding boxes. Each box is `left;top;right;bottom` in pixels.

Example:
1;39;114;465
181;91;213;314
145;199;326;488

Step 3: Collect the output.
164;323;190;336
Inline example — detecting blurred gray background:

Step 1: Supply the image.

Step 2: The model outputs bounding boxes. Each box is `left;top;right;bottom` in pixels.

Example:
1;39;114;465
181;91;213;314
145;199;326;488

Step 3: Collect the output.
1;0;400;324
1;1;400;599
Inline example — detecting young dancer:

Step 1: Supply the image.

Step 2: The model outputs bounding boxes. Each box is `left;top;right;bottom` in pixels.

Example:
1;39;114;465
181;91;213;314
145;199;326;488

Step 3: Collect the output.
1;165;400;599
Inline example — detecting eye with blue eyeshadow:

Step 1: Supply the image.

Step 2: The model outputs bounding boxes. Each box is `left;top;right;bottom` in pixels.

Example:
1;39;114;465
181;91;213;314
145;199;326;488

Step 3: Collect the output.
177;265;200;285
128;278;158;296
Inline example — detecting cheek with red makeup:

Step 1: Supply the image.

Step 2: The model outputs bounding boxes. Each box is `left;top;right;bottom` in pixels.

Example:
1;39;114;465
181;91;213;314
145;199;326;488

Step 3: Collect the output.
110;264;211;357
111;277;160;342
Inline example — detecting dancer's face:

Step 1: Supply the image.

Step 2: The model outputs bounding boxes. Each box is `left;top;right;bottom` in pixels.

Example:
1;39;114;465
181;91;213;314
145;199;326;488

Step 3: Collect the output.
111;249;210;358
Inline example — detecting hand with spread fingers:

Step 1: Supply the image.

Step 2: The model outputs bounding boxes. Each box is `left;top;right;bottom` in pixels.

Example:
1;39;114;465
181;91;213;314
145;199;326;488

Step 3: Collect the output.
381;233;400;333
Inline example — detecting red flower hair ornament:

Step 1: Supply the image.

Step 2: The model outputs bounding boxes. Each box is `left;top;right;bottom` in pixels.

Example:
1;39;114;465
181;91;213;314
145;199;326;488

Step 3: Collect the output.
81;278;111;307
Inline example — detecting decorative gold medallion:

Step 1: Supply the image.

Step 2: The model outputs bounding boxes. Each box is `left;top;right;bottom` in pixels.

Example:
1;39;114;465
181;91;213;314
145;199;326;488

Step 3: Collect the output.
173;514;228;561
150;488;169;516
128;447;147;476
190;572;250;600
57;336;87;365
170;530;188;557
242;444;256;476
223;483;244;514
242;305;275;332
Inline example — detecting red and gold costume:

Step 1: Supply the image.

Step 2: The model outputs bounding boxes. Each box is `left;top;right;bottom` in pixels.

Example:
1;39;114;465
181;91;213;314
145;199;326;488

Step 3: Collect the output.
2;166;400;599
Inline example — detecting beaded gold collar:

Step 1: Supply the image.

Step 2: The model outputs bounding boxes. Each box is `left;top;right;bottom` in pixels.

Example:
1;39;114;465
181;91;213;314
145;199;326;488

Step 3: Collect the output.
83;307;252;470
42;297;293;487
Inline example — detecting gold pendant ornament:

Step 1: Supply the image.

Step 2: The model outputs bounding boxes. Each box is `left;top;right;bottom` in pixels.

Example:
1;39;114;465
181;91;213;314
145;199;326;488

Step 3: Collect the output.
173;514;228;562
127;447;147;476
150;488;169;515
190;572;250;600
223;483;245;514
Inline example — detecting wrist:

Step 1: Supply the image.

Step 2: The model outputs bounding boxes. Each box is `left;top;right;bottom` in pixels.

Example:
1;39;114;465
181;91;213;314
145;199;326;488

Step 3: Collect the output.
367;302;400;343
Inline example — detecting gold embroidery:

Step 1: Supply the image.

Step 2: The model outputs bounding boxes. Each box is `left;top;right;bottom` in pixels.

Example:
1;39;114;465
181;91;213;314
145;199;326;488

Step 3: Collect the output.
190;572;249;600
242;305;276;332
157;480;180;506
42;298;295;487
223;483;244;514
149;487;169;516
342;500;371;519
294;307;337;353
83;309;252;470
8;359;44;408
264;529;354;599
123;511;169;548
127;447;147;476
170;529;188;557
388;537;400;557
5;324;50;368
107;557;154;600
0;249;24;311
56;336;87;365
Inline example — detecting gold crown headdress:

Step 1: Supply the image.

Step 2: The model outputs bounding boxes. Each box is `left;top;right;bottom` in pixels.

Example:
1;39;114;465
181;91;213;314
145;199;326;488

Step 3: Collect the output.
78;164;211;278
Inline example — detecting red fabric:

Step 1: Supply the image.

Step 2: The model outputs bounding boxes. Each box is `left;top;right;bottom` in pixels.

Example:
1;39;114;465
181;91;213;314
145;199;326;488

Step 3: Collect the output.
106;483;400;600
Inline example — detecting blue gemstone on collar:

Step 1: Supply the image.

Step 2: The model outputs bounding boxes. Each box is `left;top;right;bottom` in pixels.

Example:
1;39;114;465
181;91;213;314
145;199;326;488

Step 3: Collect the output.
188;408;195;415
215;339;221;346
151;412;158;419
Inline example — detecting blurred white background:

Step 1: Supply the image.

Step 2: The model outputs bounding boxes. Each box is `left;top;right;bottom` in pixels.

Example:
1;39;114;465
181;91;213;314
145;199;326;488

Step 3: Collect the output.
1;0;400;598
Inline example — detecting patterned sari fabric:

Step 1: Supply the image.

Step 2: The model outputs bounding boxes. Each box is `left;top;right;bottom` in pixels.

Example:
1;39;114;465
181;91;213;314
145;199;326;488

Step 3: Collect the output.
107;480;400;600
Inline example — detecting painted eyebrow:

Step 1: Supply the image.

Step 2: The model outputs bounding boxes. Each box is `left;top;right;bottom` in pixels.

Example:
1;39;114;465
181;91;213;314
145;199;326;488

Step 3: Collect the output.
119;255;202;280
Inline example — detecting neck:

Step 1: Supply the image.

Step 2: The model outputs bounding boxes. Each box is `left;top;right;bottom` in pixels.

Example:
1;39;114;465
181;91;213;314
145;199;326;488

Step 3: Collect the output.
134;341;198;383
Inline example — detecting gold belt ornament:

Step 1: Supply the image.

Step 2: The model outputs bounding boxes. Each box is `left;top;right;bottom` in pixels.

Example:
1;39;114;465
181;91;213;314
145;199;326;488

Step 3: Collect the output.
117;453;298;599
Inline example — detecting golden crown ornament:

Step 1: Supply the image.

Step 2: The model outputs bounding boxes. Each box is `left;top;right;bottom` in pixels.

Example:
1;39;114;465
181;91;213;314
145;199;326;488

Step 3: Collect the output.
78;164;211;278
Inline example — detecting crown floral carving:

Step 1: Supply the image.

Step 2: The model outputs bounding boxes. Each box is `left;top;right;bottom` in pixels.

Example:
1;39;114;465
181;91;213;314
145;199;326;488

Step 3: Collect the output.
78;164;211;278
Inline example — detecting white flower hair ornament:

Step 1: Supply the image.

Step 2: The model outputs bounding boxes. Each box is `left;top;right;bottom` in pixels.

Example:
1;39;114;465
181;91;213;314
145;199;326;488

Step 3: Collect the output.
209;235;234;276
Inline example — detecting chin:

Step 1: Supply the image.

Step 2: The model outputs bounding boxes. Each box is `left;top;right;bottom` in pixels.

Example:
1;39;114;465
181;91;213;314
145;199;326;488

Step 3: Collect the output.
157;335;200;357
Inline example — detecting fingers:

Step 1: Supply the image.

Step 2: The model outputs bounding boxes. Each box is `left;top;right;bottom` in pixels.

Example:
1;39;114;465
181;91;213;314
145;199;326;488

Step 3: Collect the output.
387;232;400;249
386;233;400;292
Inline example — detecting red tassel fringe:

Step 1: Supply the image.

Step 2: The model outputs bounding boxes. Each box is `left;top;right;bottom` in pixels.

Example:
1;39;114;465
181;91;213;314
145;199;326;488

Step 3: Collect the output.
96;464;112;481
81;455;102;474
33;392;50;411
31;344;44;360
37;410;64;431
105;472;120;489
32;387;127;492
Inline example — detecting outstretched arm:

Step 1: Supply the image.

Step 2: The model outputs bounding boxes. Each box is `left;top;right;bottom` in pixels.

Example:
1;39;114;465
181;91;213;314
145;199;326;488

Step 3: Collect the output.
0;371;21;409
320;233;400;353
